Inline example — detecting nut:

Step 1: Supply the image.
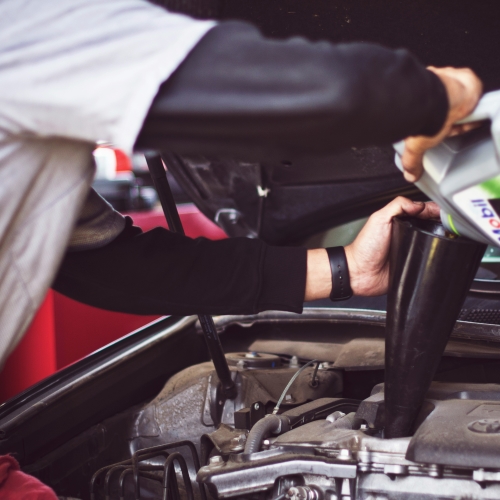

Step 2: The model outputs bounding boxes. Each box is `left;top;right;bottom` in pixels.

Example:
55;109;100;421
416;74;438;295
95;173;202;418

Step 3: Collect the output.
209;455;224;466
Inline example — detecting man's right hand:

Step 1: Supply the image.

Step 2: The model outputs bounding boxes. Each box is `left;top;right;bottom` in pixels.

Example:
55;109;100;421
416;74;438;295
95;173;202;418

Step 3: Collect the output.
401;66;483;182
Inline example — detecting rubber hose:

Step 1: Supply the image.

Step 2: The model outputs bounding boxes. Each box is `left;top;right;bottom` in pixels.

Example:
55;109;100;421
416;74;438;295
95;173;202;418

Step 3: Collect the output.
244;415;284;454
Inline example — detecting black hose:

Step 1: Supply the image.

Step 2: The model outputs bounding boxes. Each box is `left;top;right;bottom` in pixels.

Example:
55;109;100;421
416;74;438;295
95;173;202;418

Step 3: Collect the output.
244;415;289;454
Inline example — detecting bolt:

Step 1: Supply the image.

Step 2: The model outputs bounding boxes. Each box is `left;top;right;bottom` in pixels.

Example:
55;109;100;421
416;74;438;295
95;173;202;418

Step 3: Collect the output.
285;394;293;402
289;356;299;368
209;456;224;466
428;464;442;478
326;411;345;423
254;403;260;410
338;448;352;460
286;486;318;500
230;435;246;451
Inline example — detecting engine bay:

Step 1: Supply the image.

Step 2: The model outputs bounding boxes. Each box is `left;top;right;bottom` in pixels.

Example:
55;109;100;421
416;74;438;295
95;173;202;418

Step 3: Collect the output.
139;358;500;500
14;310;500;500
198;373;500;500
11;308;500;500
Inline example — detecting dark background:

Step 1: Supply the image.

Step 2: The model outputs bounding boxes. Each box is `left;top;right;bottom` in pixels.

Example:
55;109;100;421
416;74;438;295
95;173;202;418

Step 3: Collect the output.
157;0;500;91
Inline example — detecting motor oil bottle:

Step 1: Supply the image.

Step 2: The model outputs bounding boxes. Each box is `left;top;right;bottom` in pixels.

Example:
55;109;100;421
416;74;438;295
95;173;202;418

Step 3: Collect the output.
394;90;500;247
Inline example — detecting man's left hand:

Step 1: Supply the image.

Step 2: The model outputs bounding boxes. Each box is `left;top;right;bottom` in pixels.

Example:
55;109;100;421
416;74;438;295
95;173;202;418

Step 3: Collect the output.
344;197;440;296
304;197;439;301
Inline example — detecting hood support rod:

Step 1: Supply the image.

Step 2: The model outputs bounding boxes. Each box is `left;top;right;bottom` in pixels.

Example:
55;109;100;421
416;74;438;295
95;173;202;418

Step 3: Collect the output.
145;153;237;399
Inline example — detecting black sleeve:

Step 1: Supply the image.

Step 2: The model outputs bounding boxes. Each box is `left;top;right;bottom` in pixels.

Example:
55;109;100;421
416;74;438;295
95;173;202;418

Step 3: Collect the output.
52;217;307;316
135;21;448;159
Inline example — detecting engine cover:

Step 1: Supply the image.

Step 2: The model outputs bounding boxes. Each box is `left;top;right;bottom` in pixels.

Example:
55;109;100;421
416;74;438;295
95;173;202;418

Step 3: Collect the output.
199;381;500;500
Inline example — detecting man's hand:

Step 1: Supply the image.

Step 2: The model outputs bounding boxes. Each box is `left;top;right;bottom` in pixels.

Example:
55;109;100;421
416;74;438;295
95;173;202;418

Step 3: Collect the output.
402;66;483;182
304;197;440;301
345;197;439;295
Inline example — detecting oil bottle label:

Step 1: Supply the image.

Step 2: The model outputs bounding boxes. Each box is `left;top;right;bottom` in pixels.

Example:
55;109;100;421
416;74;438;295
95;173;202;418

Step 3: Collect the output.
453;175;500;244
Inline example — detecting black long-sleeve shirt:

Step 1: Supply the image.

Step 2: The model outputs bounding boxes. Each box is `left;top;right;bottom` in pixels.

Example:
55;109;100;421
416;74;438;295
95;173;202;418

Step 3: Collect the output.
53;215;307;315
136;21;448;158
53;21;448;316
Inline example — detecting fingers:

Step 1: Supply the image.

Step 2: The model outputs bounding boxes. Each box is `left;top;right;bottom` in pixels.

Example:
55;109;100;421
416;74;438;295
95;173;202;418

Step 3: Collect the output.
449;121;483;137
401;120;482;182
415;200;440;219
346;197;440;297
375;196;425;222
400;66;483;183
428;66;483;121
401;120;481;182
401;138;428;182
372;197;439;223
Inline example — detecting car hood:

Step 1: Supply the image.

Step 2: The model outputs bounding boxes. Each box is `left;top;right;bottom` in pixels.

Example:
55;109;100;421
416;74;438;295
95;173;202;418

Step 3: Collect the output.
162;147;420;245
157;0;499;245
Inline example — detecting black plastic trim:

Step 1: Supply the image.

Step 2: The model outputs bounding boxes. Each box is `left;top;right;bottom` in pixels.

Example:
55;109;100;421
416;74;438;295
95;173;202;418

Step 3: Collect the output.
0;316;207;465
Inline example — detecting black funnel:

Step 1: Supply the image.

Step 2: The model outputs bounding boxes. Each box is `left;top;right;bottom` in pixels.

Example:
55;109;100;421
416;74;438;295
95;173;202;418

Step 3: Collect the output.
384;217;486;439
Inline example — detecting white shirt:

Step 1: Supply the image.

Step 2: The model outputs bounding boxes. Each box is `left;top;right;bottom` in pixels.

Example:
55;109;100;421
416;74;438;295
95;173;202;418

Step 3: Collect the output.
0;0;215;364
0;0;215;154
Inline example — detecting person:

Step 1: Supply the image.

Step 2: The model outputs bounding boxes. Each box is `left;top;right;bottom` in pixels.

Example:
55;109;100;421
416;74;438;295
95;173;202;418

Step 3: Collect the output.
0;0;482;367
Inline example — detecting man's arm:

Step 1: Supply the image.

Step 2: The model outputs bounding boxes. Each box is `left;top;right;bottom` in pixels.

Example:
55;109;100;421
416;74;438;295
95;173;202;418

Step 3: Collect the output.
136;21;449;159
53;194;439;316
53;217;308;316
54;21;461;315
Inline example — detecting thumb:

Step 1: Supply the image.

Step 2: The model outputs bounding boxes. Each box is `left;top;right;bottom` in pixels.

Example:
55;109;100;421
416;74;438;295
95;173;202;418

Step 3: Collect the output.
402;140;426;182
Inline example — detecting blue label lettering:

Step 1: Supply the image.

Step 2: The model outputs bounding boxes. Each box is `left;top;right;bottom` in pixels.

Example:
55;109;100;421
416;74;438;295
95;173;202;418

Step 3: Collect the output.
482;208;494;218
472;199;488;207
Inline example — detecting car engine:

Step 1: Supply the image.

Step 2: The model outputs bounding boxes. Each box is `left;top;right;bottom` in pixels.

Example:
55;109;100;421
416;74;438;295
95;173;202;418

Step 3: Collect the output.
86;346;500;500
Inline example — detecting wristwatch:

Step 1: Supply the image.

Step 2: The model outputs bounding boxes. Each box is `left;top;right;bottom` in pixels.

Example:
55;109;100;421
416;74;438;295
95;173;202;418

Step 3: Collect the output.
326;246;353;301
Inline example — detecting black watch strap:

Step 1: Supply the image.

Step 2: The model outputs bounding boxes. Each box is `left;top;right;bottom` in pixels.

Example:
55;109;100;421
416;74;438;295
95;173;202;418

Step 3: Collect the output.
326;246;353;301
